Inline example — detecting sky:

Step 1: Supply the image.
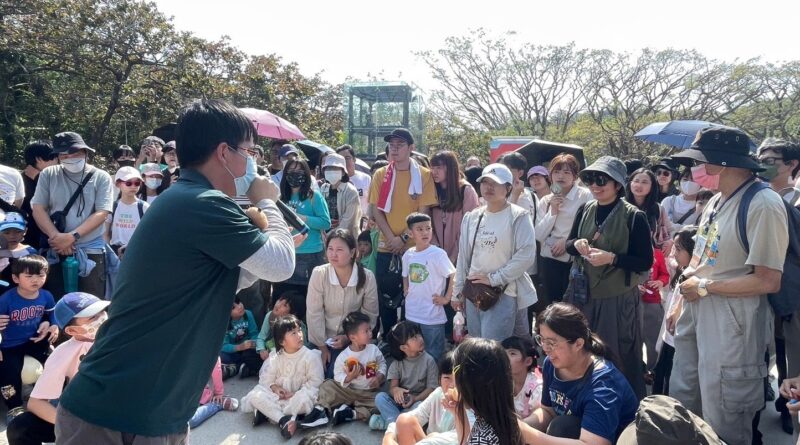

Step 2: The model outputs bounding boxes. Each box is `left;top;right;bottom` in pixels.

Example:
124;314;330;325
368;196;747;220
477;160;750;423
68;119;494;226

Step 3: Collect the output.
154;0;800;95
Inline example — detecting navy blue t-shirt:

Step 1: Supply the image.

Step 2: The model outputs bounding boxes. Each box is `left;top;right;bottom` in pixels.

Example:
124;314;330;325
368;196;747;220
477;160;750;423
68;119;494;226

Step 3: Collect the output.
0;288;55;348
541;356;638;442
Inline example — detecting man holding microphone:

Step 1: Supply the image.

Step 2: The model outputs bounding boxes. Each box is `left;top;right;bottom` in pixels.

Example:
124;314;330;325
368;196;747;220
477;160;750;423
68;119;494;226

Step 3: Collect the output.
55;99;296;444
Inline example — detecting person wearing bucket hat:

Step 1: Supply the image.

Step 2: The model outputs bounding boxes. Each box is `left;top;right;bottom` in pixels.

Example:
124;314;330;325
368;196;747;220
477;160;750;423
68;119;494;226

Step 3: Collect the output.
617;395;724;445
451;163;536;342
320;153;361;238
565;155;653;399
650;158;680;202
30;131;114;299
668;126;789;445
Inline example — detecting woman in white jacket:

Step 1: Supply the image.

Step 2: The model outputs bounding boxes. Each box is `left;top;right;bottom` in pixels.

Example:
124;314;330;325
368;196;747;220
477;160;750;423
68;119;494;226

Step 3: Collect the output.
452;164;537;341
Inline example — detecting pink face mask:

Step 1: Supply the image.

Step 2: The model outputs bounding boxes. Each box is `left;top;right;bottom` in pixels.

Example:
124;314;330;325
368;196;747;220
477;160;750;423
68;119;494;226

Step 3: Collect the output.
691;164;720;190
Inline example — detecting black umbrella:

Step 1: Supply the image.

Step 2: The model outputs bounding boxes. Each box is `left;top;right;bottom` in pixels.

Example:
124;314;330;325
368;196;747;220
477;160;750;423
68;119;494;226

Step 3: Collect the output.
152;123;177;143
515;140;586;169
295;140;334;170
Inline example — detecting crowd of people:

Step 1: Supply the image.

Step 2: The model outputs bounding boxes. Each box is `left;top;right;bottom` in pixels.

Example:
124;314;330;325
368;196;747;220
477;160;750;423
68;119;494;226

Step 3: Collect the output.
0;99;799;445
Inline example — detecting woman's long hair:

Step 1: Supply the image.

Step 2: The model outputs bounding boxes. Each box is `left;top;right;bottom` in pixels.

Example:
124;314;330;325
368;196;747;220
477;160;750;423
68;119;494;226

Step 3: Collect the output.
326;228;366;292
280;159;313;202
670;226;698;288
454;338;522;445
625;167;660;234
536;302;617;365
430;150;466;212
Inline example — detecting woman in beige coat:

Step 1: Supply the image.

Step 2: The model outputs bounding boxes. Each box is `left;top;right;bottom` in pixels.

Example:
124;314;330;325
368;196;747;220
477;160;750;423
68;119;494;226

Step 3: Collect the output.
306;228;379;377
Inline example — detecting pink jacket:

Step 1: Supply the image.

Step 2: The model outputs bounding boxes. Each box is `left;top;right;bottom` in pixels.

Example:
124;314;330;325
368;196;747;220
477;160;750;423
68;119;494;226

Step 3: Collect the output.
199;358;224;405
431;183;480;264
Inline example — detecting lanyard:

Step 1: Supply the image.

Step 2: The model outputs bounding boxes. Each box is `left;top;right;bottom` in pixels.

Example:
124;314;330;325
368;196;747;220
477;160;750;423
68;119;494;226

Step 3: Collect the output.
706;177;755;226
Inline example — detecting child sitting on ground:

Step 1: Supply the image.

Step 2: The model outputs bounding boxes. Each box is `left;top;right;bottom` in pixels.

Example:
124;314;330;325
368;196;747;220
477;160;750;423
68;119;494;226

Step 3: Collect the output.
382;351;458;445
244;315;325;439
501;335;543;422
315;311;386;426
401;213;455;362
0;213;38;293
372;321;439;431
221;297;262;379
6;292;108;444
256;291;309;363
188;357;239;429
0;255;58;422
105;166;149;258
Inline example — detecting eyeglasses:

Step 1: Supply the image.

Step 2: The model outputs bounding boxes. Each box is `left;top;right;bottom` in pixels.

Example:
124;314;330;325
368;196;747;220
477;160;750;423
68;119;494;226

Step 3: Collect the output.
534;334;573;350
655;169;672;177
759;157;784;166
580;173;612;187
117;180;142;187
227;144;256;158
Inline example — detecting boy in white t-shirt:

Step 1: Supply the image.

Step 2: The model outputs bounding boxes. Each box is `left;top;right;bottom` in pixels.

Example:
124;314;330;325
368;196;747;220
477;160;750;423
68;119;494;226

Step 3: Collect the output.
401;213;455;362
6;292;109;445
105;166;149;258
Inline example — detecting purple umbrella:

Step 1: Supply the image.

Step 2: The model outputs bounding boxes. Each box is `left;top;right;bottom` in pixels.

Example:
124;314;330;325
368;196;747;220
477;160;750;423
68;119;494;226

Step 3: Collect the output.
239;108;305;140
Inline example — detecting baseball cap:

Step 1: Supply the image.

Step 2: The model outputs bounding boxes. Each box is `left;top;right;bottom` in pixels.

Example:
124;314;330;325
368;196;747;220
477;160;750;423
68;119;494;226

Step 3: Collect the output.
477;163;514;186
278;144;299;159
383;128;414;145
322;153;347;170
141;163;163;177
0;212;27;232
114;166;142;182
52;132;94;154
527;166;549;178
141;136;165;147
53;292;110;330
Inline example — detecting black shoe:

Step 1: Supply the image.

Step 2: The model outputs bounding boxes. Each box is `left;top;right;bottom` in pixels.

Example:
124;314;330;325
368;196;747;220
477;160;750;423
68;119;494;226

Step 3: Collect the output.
253;410;268;427
299;406;329;429
781;410;794;435
221;364;238;380
332;404;355;426
279;415;295;439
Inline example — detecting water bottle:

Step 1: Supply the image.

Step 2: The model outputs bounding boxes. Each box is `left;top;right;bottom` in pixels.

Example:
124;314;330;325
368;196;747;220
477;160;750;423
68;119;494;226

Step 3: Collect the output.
62;255;79;293
453;310;466;344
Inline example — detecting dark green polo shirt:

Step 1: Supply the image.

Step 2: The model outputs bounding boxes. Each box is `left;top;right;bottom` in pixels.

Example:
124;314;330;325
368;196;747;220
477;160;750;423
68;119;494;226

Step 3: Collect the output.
60;169;267;435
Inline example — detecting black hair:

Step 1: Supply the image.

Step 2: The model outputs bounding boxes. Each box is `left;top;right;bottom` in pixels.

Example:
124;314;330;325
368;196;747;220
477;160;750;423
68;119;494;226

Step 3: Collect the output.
405;212;431;230
412;153;430;168
24;140;54;167
113;145;135;160
430;150;468;212
233;296;242;305
501;335;539;372
454;338;522;445
357;230;372;244
464;166;483;197
696;189;714;202
326;229;367;292
274;290;306;321
388;321;422;361
499;152;527;175
11;255;49;276
280;158;314;202
174;99;257;169
341;311;371;337
536;302;616;364
759;137;800;178
335;144;356;159
670;225;698;288
298;432;353;445
371;160;388;174
438;350;455;377
624;159;643;175
625;168;661;235
272;315;303;353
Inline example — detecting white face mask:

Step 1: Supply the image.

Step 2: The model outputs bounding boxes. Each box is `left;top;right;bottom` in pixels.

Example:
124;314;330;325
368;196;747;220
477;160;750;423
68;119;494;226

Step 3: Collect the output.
61;158;86;174
324;170;343;185
145;178;161;189
680;180;701;195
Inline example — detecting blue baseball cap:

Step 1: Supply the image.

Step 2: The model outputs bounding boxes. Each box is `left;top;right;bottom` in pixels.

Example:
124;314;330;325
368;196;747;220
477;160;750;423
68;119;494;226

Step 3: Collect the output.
53;292;110;330
0;212;26;232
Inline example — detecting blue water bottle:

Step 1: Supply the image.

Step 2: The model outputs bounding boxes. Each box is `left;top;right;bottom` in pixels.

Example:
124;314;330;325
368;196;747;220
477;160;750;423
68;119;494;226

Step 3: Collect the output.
62;255;79;293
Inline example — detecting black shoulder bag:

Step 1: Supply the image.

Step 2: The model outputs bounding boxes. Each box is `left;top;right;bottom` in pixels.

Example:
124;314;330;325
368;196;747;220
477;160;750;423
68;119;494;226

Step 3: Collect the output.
49;172;94;234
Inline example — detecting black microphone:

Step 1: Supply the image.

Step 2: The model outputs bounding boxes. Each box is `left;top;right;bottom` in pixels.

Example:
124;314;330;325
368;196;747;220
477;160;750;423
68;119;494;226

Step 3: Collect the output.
275;199;310;235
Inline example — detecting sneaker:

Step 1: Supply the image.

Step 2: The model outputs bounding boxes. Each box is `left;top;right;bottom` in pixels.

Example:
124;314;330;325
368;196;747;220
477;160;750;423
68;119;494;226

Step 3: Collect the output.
219;396;239;411
240;363;258;379
299;406;329;429
331;404;355;426
221;364;239;380
781;409;794;435
6;406;24;424
253;409;268;427
369;413;387;430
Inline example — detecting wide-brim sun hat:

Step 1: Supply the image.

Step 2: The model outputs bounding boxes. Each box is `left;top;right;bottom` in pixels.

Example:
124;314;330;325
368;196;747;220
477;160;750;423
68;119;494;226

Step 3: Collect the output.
581;156;628;186
672;126;763;171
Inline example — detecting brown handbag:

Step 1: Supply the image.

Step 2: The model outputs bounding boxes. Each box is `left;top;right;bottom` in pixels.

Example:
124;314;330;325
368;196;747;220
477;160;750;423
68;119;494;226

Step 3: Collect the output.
461;212;505;311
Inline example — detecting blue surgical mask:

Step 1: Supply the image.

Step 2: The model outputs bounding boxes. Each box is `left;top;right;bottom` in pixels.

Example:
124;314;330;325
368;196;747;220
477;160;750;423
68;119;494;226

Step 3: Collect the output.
225;149;258;196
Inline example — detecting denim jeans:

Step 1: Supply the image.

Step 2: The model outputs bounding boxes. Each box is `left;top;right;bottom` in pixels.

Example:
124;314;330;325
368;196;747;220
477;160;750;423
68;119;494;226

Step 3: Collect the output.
464;294;517;341
188;403;222;429
418;323;446;363
375;392;421;423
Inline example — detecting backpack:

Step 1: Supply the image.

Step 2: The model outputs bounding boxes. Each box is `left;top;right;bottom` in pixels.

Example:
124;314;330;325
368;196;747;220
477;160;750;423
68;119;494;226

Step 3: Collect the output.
737;181;800;317
110;199;145;240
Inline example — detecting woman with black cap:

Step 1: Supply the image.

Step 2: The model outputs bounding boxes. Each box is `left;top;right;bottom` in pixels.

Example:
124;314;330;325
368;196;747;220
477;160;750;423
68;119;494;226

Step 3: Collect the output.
564;156;653;399
650;158;679;202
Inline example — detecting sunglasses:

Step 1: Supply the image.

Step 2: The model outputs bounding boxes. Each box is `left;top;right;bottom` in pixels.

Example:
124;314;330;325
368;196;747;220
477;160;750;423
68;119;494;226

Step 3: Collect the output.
655;169;672;177
759;157;784;166
580;172;612;187
117;180;142;187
